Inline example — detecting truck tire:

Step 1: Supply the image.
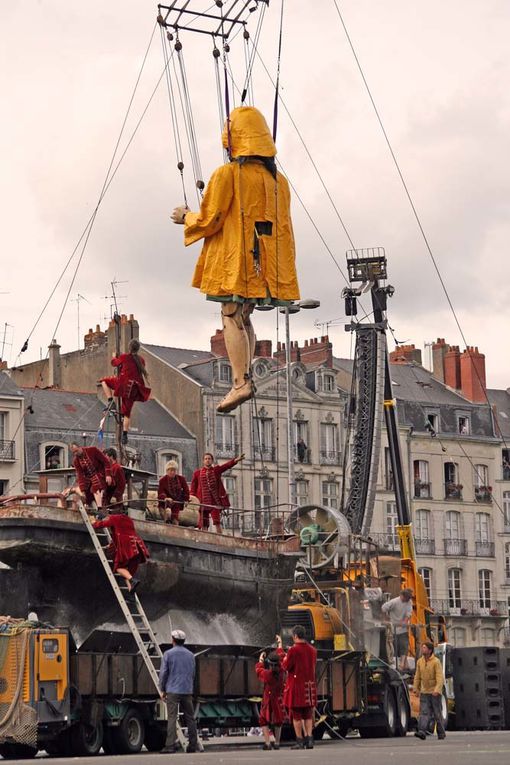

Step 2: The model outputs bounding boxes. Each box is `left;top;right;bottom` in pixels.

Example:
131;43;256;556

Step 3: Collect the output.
0;744;37;759
395;686;410;737
111;707;145;754
359;688;398;738
144;724;167;752
71;720;104;756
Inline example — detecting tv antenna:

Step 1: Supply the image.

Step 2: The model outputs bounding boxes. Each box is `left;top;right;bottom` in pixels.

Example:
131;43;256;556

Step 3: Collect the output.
71;293;90;349
314;317;344;335
1;323;13;360
102;279;128;321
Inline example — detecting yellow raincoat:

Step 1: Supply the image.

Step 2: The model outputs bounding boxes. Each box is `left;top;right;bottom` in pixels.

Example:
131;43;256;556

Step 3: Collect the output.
184;107;300;301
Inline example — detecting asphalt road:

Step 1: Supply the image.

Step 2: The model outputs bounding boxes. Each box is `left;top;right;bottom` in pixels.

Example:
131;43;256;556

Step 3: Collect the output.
5;731;510;764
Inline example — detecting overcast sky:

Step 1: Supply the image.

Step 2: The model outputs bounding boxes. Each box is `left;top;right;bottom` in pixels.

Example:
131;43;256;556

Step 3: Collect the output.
1;1;508;387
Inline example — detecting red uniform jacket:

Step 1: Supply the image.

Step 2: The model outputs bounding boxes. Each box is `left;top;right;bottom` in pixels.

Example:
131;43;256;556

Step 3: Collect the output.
73;447;112;495
255;649;286;725
158;474;190;511
282;641;317;709
190;459;236;509
93;513;149;574
111;353;151;402
104;461;126;506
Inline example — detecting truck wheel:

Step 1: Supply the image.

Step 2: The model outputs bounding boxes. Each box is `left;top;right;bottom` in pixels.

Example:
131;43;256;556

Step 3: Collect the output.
395;686;410;736
360;688;398;738
111;707;145;754
144;724;167;751
71;720;104;756
0;744;37;759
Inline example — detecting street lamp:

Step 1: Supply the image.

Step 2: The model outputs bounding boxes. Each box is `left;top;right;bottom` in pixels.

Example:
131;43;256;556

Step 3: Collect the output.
255;299;321;508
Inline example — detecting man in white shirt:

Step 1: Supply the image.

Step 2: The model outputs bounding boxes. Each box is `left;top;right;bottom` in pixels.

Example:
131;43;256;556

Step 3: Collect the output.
381;588;413;671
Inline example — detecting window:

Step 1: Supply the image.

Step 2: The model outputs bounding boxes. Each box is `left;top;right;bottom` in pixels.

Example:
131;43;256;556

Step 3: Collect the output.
458;415;470;435
223;476;238;529
42;443;66;470
254;477;273;531
447;569;462;610
322;481;339;509
478;569;492;610
445;510;461;539
253;417;273;460
418;567;433;600
505;543;510;582
320;422;339;464
0;412;6;441
504;492;510;531
444;462;461;499
386;501;398;548
218;362;232;384
384;448;394;490
475;513;491;543
450;627;466;647
296;480;309;506
0;480;8;497
215;415;236;457
293;421;309;463
157;450;181;476
426;412;438;433
474;464;489;488
414;460;430;498
415;509;431;539
323;374;335;393
503;449;510;480
480;628;495;647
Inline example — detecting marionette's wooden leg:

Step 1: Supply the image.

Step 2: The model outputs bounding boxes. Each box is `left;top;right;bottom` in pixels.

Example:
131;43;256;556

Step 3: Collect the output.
217;302;254;413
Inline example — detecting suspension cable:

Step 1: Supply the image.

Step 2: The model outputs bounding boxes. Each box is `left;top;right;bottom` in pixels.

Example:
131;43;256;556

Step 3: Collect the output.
160;26;188;205
272;0;285;140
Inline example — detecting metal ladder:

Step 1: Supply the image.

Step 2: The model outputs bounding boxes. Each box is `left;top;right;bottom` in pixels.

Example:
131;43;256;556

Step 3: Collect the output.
77;500;194;751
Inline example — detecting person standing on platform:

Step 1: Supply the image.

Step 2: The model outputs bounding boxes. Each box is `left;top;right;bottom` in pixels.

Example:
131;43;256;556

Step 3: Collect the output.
103;447;126;511
158;460;190;525
282;626;317;750
100;338;151;445
190;452;244;533
64;442;113;509
381;588;413;671
413;641;446;741
159;629;198;754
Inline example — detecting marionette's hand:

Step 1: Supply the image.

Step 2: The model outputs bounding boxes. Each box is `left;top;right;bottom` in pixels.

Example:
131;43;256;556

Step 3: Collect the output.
259;651;266;663
235;453;245;464
106;476;113;486
171;205;189;224
275;634;283;648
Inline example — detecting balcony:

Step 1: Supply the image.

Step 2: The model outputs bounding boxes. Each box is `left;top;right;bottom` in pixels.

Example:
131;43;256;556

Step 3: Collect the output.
414;481;431;499
293;445;311;464
475;541;495;557
415;538;435;555
445;482;463;500
0;440;15;461
430;598;507;617
254;445;276;462
320;449;341;466
444;538;468;556
474;486;492;503
214;442;238;459
366;532;400;552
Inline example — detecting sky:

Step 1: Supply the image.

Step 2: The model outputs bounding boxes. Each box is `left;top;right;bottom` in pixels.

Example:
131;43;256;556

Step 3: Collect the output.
1;1;509;387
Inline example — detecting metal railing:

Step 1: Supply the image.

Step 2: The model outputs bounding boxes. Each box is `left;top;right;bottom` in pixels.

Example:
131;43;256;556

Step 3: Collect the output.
319;449;341;466
430;598;507;617
0;440;15;461
414;481;431;499
444;538;468;556
367;532;400;552
253;445;276;462
214;442;238;459
415;538;435;555
475;540;495;557
293;445;311;464
474;486;492;503
445;483;463;500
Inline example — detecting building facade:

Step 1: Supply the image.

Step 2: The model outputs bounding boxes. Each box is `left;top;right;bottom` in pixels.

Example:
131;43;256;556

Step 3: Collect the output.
0;372;24;498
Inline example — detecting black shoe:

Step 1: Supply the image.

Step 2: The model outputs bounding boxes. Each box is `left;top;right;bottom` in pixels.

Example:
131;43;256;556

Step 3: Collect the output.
414;731;426;740
186;746;198;753
130;578;140;593
160;746;177;753
437;734;446;740
122;431;128;445
262;743;271;750
290;739;305;749
305;736;314;749
271;742;280;750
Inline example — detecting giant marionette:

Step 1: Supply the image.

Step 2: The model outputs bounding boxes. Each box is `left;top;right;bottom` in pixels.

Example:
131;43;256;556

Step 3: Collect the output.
172;106;300;413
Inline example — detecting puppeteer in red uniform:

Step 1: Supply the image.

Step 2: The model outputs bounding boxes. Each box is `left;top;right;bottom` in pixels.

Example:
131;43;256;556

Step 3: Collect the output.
282;638;317;715
100;338;151;444
255;649;286;726
189;452;244;533
103;448;126;509
158;460;190;525
93;512;150;578
68;443;112;507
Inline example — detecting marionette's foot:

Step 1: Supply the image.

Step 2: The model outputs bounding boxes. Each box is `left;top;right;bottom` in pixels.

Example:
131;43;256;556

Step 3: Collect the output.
122;431;128;445
216;381;254;413
103;398;117;414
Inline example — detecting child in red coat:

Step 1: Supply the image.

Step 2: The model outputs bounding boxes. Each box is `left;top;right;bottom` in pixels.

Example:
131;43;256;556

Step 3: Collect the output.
255;643;286;750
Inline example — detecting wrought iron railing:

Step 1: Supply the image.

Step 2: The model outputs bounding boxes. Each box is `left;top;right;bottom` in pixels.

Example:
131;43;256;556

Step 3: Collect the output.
475;541;495;557
445;482;463;500
319;449;340;466
253;445;276;462
415;538;435;555
414;481;431;499
366;532;400;552
430;598;507;617
0;440;15;461
443;538;468;556
474;486;492;503
214;442;238;459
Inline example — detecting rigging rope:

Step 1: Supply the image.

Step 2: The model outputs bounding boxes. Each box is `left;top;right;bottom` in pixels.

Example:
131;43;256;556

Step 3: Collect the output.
272;0;285;141
161;27;188;205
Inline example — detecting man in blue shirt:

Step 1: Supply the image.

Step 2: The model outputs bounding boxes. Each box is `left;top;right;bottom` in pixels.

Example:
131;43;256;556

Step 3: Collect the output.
159;629;198;753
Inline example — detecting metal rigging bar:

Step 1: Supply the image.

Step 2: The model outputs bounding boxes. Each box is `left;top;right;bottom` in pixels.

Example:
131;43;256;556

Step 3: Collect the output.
76;500;199;751
157;1;268;39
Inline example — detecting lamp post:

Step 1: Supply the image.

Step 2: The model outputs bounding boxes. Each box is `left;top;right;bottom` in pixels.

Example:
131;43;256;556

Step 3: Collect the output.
257;299;320;508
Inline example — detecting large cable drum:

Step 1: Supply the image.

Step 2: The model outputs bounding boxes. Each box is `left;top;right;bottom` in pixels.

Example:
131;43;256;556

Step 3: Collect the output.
287;504;351;570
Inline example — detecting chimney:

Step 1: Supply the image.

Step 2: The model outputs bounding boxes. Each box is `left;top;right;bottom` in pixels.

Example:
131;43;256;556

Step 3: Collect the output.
84;324;107;350
210;329;227;357
460;346;486;403
389;344;422;365
107;313;139;357
48;339;61;388
274;336;332;367
432;338;448;382
444;345;461;390
255;339;272;357
0;360;7;371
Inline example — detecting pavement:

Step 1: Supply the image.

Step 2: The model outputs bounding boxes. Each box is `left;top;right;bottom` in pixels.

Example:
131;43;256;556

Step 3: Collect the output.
7;731;509;764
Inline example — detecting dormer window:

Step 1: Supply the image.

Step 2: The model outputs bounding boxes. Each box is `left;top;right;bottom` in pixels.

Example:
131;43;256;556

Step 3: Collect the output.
219;362;232;384
323;373;335;393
